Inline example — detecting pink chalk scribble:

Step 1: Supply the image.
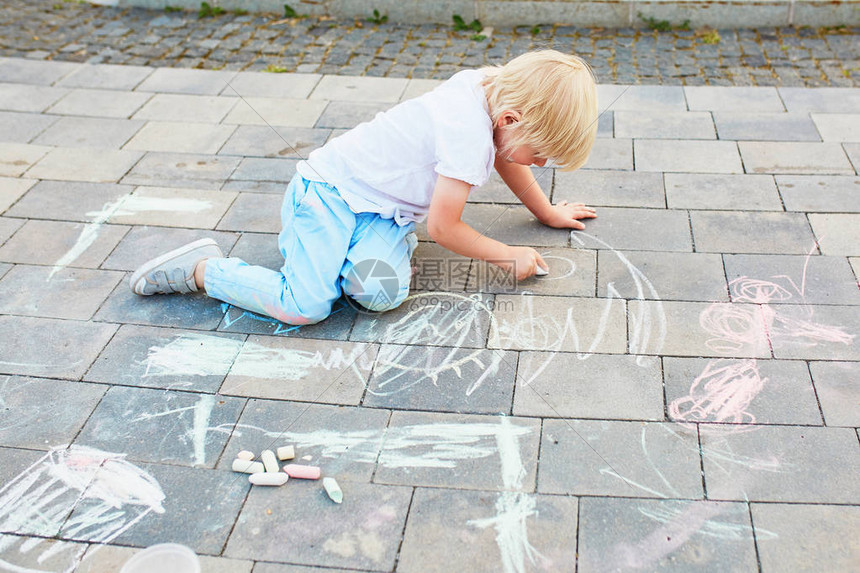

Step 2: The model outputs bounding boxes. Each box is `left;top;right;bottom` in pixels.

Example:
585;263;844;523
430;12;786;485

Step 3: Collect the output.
669;359;765;426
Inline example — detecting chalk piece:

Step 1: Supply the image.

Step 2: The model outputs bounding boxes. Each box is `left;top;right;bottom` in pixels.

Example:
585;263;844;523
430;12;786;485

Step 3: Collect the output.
232;459;265;474
249;472;289;486
323;477;343;504
261;449;279;473
283;464;321;480
276;445;295;461
301;455;312;461
236;450;254;461
535;266;549;276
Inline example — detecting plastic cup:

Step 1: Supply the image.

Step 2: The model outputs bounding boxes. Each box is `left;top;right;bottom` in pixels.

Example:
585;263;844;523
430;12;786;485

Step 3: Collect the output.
119;543;201;573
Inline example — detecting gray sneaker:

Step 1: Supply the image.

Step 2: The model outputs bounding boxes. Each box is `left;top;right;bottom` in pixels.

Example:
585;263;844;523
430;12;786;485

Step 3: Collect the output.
129;238;223;295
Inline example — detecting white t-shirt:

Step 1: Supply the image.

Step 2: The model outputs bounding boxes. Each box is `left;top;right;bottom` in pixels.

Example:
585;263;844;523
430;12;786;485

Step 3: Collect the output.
296;69;495;225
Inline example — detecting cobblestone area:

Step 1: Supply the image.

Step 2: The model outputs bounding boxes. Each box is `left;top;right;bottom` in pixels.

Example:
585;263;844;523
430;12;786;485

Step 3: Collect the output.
1;0;858;86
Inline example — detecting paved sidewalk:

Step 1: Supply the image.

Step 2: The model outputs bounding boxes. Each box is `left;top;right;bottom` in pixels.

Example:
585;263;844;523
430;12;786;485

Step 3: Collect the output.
0;0;858;86
0;55;859;571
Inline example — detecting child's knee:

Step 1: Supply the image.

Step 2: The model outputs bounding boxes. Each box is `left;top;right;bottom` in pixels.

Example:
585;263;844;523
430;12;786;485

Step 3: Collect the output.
268;298;332;325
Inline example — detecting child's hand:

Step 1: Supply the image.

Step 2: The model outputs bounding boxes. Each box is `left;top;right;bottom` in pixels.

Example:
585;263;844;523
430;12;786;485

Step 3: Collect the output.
541;200;597;230
495;246;548;280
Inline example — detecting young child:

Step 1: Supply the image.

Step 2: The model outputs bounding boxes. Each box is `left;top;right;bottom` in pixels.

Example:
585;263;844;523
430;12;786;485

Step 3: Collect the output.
130;50;598;325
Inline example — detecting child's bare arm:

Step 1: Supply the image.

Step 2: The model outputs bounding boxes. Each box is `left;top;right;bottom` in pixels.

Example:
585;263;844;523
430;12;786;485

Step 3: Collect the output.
495;157;596;230
427;175;547;280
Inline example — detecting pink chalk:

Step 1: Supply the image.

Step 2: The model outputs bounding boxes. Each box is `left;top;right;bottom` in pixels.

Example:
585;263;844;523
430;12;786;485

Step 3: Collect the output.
283;464;321;480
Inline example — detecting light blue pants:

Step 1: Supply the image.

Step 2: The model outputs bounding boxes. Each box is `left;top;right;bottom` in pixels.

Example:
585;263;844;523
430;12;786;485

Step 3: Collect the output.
205;174;416;325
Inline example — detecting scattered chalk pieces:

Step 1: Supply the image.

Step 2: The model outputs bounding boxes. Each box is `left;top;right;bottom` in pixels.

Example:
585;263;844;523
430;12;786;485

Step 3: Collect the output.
236;450;255;461
261;449;279;473
276;445;295;461
323;477;343;504
250;472;289;486
232;459;264;474
283;464;321;480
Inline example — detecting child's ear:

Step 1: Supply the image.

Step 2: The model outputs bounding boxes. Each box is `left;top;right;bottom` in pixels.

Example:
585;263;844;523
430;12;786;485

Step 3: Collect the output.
497;110;522;128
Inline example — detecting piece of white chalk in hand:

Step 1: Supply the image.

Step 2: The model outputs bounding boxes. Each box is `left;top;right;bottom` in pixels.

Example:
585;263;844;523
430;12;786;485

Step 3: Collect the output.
276;445;295;461
232;459;265;474
236;450;255;461
249;472;289;486
323;477;343;504
261;449;279;473
283;464;321;480
535;266;549;276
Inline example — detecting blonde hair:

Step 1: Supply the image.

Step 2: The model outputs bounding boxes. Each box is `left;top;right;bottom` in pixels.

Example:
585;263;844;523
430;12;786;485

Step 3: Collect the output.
483;50;598;171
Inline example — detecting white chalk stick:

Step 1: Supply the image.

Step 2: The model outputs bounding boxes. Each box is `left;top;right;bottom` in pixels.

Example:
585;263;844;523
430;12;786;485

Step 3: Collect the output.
261;449;279;473
232;459;265;474
236;450;254;461
276;445;295;461
323;477;343;504
535;266;549;276
249;472;289;486
283;464;321;480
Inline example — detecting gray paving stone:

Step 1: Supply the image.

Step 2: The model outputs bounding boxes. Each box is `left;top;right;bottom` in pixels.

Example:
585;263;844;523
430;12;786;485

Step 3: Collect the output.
132;93;238;123
0;315;116;379
752;503;860;573
468;167;553;204
220;336;377;405
554;169;665;208
0;217;23;246
251;564;352;573
75;386;244;468
216;192;281;232
615;110;716;139
467;247;596;296
635;140;743;173
685;86;785;112
724;254;860;306
4;180;133;222
578;498;758;572
47;87;152;118
0;83;69;112
0;142;51;177
105;187;237;229
122;151;240;189
457;203;571;247
94;282;227;330
600;85;687;112
809;361;860;427
229;157;296;184
408;240;472;292
225;480;411;570
364;345;516;415
311;75;408;102
124;121;235;154
219;399;390;481
0;58;80;85
350;292;493;349
0;536;86;571
104;226;238;271
664;357;822;427
135;67;238;95
85;325;245;393
398;488;577;573
598;250;729;302
768;304;859;361
0;376;106;449
0;263;9;280
489;294;627;354
55;63;154;91
701;425;860;503
219;125;331;159
224;97;329;128
713;112;821;141
375;411;541;492
514;352;664;420
0;110;59;143
32;116;144;149
843;142;860;172
27;147;143;182
0;176;35;213
581;137;632;170
739;142;855;175
223;71;321;99
0;445;44;484
67;462;248;555
0;265;122;320
401;78;443;101
690;211;816;254
808;213;860;256
779;87;860;113
776;175;860;212
224;232;280;270
630;300;771;358
315;101;391;129
571;208;692;253
539;420;702;498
